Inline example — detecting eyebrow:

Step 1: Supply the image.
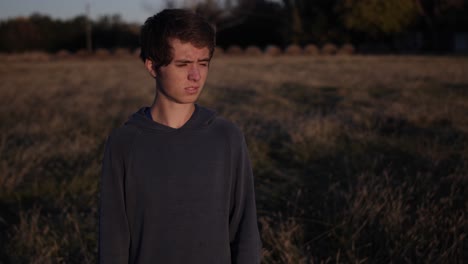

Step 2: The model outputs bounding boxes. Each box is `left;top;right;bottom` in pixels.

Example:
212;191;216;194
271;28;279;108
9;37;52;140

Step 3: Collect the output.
174;58;211;63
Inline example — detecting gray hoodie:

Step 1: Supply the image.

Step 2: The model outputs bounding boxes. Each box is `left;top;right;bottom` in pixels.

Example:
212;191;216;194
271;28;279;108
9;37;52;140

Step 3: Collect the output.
99;104;261;263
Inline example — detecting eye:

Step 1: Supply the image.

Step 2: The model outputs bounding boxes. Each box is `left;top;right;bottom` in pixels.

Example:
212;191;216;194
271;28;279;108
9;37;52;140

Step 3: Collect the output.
199;62;209;67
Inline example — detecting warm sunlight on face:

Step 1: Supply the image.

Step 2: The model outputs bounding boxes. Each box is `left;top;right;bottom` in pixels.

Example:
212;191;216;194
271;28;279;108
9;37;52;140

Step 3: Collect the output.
154;38;211;104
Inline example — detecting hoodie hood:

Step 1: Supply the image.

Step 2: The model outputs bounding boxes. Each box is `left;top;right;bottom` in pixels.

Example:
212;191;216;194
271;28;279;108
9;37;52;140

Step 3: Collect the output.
124;104;216;133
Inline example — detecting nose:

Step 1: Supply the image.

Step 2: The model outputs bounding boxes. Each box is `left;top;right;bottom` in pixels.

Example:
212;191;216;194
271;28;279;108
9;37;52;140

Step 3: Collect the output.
188;65;201;81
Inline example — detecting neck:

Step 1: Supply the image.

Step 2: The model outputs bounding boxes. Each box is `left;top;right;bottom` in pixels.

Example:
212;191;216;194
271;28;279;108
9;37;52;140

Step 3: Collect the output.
150;95;195;129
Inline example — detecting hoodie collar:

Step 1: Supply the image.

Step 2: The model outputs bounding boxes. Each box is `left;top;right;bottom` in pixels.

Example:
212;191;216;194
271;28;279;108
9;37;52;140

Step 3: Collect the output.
125;104;216;133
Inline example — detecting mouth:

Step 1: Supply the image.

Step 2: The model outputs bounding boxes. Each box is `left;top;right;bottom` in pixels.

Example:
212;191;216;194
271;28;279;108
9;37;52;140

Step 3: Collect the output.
185;86;199;94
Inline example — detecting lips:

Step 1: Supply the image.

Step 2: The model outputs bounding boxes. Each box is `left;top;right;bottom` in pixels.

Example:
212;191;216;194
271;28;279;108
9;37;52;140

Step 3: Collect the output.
185;86;199;94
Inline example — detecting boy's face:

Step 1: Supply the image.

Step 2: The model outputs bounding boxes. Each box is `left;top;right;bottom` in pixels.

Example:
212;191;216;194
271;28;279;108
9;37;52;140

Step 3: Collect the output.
146;38;211;105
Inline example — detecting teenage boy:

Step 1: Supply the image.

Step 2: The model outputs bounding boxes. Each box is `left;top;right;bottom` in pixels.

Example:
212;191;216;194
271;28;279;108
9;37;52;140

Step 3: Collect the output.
99;9;261;264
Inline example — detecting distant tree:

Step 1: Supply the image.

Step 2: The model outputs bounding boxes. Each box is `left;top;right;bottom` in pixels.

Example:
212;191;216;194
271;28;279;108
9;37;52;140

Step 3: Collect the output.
92;14;139;51
216;0;286;48
177;0;286;48
192;0;224;25
0;13;139;53
0;17;38;52
340;0;419;37
282;0;345;45
0;14;60;52
413;0;468;50
192;0;257;29
281;0;305;44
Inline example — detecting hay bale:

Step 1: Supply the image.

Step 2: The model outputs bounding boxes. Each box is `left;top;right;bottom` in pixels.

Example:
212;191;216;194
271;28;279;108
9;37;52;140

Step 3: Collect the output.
95;48;111;58
321;43;338;55
214;46;224;57
113;47;131;57
285;44;302;55
23;51;51;61
2;53;18;62
226;45;243;56
303;44;319;55
133;48;141;58
0;52;7;62
55;49;71;59
264;45;282;56
1;53;13;62
75;49;91;58
337;43;355;55
245;46;262;56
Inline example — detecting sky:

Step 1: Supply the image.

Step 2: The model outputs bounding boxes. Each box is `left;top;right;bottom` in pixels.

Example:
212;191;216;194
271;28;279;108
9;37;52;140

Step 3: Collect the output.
0;0;171;24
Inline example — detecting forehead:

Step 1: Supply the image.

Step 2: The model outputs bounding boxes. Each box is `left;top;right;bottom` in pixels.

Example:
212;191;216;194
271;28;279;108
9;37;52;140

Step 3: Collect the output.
169;38;210;59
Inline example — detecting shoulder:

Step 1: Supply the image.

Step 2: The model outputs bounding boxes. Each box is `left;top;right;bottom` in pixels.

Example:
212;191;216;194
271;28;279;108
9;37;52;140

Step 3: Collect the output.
210;116;250;159
105;125;141;155
211;116;245;141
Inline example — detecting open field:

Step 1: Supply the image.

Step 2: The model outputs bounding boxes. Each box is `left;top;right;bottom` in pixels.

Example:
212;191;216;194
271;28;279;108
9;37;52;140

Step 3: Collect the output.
0;55;467;263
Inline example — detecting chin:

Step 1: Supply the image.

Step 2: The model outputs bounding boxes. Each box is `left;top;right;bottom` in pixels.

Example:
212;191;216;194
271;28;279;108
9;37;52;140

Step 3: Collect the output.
175;96;200;104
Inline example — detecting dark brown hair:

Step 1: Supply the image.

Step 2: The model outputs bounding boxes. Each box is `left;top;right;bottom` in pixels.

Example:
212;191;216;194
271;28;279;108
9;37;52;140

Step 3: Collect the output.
139;9;216;69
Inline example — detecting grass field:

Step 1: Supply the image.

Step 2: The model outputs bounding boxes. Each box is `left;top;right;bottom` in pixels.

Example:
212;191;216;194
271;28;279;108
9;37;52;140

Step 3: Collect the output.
0;55;467;263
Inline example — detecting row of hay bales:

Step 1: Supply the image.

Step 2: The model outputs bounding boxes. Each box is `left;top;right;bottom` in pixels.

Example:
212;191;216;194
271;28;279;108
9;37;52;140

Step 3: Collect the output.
0;48;140;62
217;43;355;56
0;43;356;62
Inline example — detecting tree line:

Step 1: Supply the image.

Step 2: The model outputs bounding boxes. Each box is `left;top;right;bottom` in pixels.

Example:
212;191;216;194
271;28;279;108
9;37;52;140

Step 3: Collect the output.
1;0;467;53
0;14;139;53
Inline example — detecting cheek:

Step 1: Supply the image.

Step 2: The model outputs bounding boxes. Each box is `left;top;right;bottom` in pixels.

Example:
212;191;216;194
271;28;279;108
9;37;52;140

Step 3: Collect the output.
162;70;185;85
175;69;192;81
200;68;209;78
169;72;192;91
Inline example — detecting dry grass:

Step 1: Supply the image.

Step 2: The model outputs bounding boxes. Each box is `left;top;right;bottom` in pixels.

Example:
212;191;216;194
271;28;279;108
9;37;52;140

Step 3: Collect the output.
0;55;467;263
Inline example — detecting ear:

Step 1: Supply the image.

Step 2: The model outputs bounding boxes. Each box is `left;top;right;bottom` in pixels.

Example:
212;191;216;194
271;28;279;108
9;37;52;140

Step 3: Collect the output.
145;59;157;78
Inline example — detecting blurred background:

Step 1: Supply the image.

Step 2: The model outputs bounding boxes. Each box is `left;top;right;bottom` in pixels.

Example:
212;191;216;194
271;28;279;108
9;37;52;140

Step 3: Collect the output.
0;0;467;263
1;0;468;54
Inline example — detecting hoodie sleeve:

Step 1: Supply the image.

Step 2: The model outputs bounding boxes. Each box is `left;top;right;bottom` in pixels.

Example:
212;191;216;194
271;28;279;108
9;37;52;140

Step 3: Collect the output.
99;131;131;263
229;134;262;264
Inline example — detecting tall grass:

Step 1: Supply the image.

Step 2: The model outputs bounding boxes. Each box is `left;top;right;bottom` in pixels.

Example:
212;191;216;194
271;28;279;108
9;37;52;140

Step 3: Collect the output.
0;55;466;263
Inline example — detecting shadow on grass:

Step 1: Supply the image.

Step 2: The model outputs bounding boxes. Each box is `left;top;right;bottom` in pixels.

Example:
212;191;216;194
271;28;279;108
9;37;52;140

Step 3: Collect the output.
428;82;468;98
368;86;401;100
275;82;343;116
278;124;464;261
209;82;467;262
